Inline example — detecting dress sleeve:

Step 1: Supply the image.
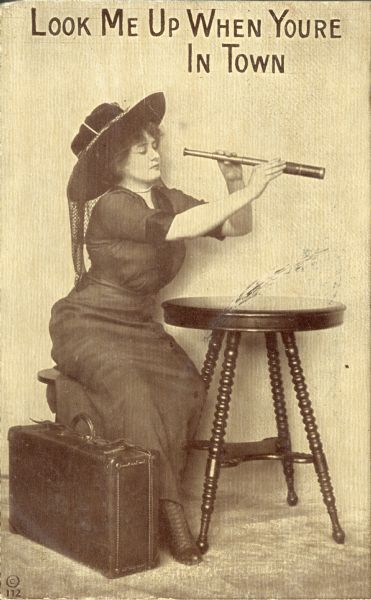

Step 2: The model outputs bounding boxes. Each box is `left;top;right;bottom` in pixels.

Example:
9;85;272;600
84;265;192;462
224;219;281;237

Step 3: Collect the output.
94;190;174;244
161;187;225;241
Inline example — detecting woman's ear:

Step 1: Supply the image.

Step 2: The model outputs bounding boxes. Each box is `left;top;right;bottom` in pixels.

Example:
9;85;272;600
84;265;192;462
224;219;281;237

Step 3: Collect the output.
111;148;130;181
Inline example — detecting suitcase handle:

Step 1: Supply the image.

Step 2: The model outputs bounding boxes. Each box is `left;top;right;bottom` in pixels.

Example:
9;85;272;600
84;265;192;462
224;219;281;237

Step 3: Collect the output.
30;417;153;456
70;413;96;441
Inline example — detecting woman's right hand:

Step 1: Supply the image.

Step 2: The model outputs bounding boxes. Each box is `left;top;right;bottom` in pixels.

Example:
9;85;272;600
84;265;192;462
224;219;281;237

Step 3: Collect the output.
247;158;286;200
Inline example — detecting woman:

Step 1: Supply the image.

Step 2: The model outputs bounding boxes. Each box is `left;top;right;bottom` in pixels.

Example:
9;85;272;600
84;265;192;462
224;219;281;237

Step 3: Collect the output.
50;92;285;566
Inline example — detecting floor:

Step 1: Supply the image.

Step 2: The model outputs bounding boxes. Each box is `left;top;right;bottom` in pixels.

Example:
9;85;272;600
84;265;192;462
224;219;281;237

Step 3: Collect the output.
2;469;370;600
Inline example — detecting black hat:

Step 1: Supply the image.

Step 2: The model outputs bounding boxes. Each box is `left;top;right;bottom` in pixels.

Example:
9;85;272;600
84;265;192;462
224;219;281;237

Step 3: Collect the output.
67;92;165;203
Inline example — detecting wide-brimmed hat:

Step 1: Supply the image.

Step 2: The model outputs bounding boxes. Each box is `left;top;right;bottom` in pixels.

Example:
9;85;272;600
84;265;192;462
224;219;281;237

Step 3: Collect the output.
67;92;165;203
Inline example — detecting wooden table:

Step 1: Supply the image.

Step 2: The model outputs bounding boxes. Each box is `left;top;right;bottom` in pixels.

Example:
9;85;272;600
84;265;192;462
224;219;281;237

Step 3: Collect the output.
162;296;346;553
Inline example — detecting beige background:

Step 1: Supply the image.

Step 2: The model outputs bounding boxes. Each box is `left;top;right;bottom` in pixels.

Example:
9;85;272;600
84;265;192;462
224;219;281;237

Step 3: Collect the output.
1;0;369;537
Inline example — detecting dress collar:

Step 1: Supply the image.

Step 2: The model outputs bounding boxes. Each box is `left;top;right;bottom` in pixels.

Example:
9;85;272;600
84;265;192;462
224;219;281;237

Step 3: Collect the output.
110;183;173;213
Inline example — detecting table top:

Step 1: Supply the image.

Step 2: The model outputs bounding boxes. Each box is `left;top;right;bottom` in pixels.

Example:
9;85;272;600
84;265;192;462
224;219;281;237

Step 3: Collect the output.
162;296;346;332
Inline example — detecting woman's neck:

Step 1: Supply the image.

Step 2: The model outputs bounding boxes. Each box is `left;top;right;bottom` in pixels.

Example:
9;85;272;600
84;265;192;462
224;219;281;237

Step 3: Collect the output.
115;179;155;209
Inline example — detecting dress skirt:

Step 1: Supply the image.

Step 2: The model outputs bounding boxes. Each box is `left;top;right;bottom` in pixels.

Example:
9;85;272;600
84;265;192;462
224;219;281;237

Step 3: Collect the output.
49;279;206;504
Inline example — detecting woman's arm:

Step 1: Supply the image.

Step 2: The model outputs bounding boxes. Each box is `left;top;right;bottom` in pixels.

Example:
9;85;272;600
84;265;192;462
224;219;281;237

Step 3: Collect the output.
165;158;285;241
220;164;251;237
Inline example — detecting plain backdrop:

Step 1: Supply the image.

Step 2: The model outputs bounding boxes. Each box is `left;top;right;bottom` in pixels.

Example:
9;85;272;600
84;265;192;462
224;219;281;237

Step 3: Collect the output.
1;1;369;521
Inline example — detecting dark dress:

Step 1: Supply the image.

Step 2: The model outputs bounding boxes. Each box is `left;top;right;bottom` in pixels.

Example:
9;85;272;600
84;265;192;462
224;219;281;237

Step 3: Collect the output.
49;184;224;503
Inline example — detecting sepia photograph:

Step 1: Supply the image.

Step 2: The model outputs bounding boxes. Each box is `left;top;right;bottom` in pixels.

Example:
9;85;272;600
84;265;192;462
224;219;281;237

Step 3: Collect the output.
1;1;370;598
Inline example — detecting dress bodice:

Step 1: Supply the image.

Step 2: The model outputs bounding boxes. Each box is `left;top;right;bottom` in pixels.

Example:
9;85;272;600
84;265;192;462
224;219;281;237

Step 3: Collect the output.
85;185;224;295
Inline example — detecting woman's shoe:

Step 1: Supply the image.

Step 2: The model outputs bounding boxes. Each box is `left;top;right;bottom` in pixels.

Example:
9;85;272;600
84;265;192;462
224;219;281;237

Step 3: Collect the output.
160;500;202;566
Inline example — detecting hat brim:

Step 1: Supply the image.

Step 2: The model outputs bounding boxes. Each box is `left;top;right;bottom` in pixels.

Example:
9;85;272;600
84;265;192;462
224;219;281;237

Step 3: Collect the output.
67;92;166;203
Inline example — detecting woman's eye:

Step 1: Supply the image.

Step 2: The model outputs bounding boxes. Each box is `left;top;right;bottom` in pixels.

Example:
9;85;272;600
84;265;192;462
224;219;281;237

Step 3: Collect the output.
132;140;158;154
131;143;148;154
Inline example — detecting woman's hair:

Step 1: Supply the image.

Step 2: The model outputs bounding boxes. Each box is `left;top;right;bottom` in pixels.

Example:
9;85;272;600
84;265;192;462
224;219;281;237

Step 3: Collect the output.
99;121;162;189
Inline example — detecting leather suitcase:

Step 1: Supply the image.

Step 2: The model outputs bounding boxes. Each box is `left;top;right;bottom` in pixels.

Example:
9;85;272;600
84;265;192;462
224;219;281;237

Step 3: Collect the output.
8;414;159;578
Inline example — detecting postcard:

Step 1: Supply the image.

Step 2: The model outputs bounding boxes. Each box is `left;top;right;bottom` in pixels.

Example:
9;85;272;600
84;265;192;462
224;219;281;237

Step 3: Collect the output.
1;1;369;598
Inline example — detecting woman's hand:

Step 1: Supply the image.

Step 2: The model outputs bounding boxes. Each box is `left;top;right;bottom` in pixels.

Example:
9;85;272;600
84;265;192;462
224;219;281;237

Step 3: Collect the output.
215;150;244;184
247;158;286;200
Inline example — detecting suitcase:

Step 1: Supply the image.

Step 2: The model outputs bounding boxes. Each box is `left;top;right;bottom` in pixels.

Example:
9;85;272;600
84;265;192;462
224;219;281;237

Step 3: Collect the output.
8;414;159;578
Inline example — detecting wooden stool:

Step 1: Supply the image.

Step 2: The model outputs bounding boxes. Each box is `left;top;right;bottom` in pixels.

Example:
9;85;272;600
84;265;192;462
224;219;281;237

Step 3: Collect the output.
37;367;60;413
162;296;346;553
37;368;104;434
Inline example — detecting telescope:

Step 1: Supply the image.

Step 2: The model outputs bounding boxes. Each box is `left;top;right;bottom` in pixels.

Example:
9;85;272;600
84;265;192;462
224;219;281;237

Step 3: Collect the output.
183;148;325;180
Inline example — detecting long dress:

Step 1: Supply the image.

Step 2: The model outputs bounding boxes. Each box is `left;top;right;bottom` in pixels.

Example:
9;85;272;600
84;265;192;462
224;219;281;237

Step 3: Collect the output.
49;184;224;503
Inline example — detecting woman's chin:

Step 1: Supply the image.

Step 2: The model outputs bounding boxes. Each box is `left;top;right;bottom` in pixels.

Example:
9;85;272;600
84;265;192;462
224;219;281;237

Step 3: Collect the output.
150;173;162;185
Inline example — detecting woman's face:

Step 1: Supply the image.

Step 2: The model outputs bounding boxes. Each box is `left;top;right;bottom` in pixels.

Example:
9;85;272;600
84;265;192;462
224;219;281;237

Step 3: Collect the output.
114;131;161;190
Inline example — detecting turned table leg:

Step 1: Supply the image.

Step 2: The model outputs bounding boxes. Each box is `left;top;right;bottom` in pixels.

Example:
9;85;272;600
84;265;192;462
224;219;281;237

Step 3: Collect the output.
281;331;345;544
265;332;298;506
197;330;241;554
200;330;225;391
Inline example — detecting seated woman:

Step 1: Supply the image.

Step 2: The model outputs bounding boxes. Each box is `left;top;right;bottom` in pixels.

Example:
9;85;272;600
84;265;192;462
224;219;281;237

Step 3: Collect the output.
49;92;284;566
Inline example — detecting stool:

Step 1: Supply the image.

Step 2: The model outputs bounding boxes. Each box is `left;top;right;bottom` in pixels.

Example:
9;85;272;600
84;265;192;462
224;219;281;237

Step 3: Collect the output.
37;367;59;413
37;368;104;434
162;296;346;553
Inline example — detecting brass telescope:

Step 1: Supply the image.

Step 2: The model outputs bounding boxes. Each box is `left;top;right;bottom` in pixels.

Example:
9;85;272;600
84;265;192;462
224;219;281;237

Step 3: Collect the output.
183;148;325;180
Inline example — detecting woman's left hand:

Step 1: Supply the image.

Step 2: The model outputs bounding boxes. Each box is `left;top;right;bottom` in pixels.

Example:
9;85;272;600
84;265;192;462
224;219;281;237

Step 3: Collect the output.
215;150;244;184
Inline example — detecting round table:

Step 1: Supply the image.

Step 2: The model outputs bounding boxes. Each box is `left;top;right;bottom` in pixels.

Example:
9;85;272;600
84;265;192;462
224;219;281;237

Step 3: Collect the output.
162;296;346;553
